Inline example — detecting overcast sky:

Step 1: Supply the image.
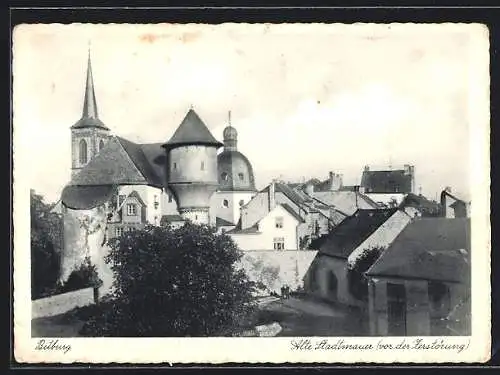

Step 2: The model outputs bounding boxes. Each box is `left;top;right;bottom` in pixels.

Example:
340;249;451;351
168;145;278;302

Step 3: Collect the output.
14;23;483;203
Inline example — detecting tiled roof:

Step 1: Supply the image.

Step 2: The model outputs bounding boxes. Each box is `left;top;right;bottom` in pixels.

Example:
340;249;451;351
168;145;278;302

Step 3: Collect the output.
61;136;166;210
366;218;471;283
309;208;397;258
68;136;164;188
126;190;147;207
61;185;117;210
216;216;235;227
361;169;412;193
162;109;223;149
401;193;441;216
227;223;260;234
313;191;379;216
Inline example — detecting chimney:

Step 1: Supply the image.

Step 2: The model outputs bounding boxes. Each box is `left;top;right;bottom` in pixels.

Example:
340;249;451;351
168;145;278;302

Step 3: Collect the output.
445;186;452;193
328;171;343;191
269;180;276;211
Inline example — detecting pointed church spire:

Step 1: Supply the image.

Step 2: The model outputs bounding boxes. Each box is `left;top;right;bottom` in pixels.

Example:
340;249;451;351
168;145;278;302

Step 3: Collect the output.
71;45;109;130
83;45;98;119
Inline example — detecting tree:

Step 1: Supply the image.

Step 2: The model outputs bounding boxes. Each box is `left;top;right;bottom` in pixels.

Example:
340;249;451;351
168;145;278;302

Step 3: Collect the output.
80;222;257;337
31;190;63;299
347;246;385;301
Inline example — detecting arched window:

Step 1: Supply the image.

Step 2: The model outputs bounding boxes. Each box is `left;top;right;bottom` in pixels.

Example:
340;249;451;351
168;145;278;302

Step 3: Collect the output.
238;172;244;181
222;199;229;208
99;140;105;151
79;139;88;164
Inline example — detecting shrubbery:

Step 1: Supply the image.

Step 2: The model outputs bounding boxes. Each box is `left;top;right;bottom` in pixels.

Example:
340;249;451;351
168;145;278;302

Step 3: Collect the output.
79;222;257;337
347;246;385;301
59;256;102;294
31;191;63;299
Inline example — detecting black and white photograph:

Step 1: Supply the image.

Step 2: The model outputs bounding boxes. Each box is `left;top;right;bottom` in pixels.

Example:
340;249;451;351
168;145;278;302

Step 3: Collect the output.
13;22;490;363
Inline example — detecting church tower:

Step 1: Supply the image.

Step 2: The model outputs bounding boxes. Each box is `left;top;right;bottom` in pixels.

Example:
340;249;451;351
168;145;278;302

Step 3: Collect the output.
162;109;223;224
70;49;110;179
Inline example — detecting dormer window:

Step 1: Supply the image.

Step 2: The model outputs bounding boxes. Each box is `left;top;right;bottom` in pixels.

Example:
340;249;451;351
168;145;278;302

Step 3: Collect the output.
127;203;137;216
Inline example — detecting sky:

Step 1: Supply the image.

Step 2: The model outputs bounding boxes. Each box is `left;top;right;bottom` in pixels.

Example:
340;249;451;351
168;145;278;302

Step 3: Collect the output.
13;23;482;203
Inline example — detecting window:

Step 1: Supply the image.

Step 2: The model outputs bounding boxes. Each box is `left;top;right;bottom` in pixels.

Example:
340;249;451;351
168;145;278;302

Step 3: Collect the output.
201;161;205;170
127;203;137;216
239;199;245;207
126;227;133;232
273;237;285;250
173;162;177;170
221;172;228;181
154;195;159;210
99;139;105;151
238;172;244;181
222;199;229;208
275;216;284;229
115;227;123;237
79;139;88;164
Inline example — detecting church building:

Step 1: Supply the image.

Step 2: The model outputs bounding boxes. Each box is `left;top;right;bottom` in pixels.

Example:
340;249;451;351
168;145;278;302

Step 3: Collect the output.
58;51;257;286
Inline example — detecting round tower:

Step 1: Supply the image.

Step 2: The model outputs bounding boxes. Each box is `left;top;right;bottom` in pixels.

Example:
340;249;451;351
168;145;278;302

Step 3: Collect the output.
162;109;223;224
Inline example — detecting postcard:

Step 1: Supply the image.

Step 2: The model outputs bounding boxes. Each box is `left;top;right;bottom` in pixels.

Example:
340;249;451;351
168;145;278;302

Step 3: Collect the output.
13;22;491;363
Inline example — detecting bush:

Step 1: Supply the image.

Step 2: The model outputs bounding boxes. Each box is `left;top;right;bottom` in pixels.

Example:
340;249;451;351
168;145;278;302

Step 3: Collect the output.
347;246;385;301
60;256;102;293
79;222;257;337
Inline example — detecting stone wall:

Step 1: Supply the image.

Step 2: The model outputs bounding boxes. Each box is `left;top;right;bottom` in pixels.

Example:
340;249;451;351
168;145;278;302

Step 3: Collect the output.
32;287;96;319
238;250;318;295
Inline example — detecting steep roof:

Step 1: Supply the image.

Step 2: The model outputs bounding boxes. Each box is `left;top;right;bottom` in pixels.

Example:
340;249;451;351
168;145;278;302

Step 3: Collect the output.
361;169;412;194
71;51;109;131
366;218;471;283
126;190;147;207
68;136;164;188
162;109;223;149
310;208;397;258
313;191;380;216
61;136;165;209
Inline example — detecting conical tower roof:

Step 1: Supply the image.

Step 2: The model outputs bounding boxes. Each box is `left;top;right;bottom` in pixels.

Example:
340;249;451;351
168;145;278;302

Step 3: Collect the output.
162;109;223;150
72;49;109;130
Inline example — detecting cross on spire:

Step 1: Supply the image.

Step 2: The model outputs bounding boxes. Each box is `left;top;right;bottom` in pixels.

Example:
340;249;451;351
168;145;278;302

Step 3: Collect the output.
228;110;232;126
